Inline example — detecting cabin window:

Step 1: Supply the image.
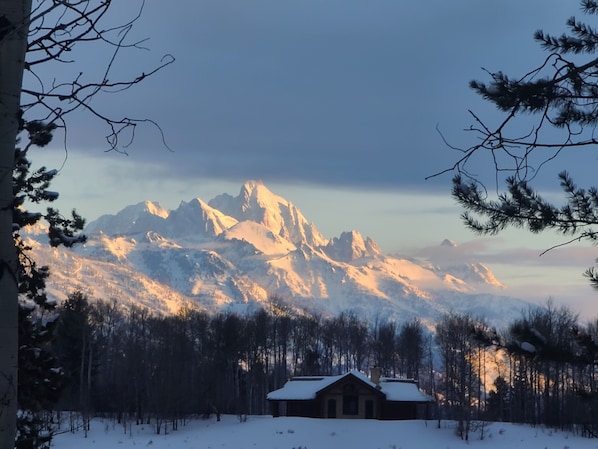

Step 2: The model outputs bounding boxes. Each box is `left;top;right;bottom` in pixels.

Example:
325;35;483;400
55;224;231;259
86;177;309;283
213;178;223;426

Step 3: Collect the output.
343;395;358;415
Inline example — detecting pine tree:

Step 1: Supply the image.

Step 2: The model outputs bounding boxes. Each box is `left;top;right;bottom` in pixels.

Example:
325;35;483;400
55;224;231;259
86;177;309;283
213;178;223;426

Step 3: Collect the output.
438;0;598;288
486;376;511;422
13;119;85;448
16;304;63;449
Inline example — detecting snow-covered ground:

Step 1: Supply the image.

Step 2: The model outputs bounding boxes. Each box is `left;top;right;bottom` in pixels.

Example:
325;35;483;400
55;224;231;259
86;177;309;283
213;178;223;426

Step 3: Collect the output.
51;415;597;449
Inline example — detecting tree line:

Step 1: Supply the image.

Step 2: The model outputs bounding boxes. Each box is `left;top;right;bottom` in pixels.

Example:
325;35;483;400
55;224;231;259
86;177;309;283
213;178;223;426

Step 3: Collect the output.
436;303;598;440
48;292;432;433
23;290;598;443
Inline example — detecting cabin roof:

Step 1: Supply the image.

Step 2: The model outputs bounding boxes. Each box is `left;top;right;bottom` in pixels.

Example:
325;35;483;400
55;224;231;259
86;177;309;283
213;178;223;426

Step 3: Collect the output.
267;370;434;403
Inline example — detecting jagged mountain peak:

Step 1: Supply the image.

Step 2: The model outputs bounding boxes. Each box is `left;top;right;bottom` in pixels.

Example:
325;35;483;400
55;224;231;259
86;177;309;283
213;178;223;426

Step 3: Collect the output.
325;230;382;261
122;200;169;218
440;238;458;248
168;198;238;238
240;179;268;200
208;180;327;248
85;200;169;236
85;181;328;248
210;179;287;222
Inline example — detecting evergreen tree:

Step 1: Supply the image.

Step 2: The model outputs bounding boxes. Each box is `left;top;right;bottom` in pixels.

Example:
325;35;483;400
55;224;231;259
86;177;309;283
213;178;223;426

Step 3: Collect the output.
16;303;63;449
13;119;85;448
55;291;94;419
439;0;598;287
486;376;511;422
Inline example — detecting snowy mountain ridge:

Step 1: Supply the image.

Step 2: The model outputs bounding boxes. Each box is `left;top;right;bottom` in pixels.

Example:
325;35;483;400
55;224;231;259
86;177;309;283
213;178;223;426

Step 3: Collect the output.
29;180;530;327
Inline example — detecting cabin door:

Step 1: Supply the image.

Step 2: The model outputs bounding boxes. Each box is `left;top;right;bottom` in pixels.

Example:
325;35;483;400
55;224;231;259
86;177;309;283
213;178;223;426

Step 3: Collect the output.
327;399;337;418
365;400;374;419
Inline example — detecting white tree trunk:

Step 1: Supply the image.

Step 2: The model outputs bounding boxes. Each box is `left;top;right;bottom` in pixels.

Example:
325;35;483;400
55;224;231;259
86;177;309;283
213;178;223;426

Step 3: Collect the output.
0;0;32;446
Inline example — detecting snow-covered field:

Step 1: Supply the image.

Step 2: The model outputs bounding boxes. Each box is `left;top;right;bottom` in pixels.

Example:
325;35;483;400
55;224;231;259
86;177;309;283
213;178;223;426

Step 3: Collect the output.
51;415;598;449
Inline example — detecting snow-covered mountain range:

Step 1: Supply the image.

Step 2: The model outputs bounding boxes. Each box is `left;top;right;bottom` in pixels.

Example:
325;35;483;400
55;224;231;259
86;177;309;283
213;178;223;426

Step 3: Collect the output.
27;180;531;327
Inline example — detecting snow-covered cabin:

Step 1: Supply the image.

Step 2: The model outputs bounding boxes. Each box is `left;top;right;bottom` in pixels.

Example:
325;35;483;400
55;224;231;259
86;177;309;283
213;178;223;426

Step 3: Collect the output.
267;370;434;420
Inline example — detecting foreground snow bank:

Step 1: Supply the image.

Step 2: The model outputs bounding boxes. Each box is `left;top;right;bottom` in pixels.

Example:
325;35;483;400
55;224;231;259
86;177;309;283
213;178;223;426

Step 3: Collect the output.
51;415;594;449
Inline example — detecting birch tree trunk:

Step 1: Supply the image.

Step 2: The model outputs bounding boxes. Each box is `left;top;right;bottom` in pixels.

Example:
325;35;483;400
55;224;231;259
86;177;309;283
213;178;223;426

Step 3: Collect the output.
0;0;32;446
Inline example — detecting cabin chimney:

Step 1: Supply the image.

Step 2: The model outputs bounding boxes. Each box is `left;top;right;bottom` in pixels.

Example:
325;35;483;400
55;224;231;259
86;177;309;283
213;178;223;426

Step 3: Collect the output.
370;367;381;387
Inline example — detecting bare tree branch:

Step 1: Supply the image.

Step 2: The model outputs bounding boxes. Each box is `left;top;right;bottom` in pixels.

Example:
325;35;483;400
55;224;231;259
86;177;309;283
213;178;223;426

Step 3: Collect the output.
20;0;174;153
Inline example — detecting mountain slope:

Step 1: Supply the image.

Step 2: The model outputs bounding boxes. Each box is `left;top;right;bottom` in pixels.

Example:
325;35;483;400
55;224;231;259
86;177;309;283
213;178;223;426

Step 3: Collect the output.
29;181;531;327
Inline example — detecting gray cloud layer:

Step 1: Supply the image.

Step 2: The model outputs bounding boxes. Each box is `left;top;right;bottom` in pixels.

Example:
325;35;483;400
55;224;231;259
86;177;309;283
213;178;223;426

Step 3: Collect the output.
35;0;578;193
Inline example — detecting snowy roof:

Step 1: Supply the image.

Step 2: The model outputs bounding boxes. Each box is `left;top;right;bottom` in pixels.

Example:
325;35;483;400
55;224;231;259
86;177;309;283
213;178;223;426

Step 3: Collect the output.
267;371;434;403
267;375;343;401
379;378;435;402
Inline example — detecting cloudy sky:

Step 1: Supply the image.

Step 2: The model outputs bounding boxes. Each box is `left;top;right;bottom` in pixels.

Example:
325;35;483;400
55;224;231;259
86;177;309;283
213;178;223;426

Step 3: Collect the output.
27;0;598;316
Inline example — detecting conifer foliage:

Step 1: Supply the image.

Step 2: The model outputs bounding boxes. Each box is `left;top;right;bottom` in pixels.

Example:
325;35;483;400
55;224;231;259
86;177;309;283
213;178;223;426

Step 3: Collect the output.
444;0;598;288
14;118;85;449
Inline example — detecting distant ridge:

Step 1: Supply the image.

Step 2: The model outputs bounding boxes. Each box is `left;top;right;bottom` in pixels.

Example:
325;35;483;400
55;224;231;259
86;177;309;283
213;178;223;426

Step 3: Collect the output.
28;180;530;327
